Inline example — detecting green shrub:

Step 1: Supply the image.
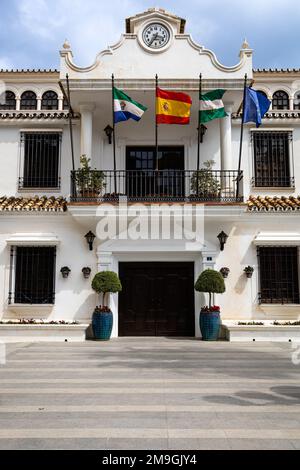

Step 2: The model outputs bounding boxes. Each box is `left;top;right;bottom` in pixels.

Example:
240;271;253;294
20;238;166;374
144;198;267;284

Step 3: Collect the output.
194;269;225;308
92;271;122;306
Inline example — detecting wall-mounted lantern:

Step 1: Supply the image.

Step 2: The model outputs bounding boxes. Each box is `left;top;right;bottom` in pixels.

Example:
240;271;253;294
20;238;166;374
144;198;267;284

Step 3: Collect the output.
84;231;96;251
217;231;228;251
82;267;91;279
104;124;113;144
60;266;71;278
199;124;207;143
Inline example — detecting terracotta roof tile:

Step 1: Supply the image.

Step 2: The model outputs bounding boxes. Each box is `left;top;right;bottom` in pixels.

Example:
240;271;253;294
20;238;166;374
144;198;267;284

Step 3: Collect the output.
0;196;67;212
248;195;300;212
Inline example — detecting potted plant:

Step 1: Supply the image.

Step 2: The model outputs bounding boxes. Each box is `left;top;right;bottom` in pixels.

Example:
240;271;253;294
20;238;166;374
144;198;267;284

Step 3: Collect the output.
75;155;106;198
194;269;225;341
220;267;230;278
190;160;221;200
60;266;71;278
244;266;254;278
82;267;91;279
91;271;122;340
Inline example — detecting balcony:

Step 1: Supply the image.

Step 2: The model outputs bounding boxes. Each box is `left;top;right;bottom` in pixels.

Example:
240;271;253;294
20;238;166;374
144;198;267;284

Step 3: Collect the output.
70;169;243;203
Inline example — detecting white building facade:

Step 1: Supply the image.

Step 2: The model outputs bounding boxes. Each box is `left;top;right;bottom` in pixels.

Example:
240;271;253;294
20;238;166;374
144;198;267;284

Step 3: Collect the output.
0;8;300;338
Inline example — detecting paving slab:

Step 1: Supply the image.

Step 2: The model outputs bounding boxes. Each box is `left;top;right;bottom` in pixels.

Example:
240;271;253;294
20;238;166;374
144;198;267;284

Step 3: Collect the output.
0;338;299;450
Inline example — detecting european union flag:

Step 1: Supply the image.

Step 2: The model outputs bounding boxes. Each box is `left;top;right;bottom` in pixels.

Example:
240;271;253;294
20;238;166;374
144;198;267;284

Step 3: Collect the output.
243;87;271;127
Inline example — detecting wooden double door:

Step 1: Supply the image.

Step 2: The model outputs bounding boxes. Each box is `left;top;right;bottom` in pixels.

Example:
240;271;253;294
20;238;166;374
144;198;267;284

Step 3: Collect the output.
118;262;195;336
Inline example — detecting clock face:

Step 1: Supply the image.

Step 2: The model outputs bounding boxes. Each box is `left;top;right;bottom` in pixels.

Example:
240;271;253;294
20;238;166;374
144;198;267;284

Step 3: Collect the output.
142;23;170;49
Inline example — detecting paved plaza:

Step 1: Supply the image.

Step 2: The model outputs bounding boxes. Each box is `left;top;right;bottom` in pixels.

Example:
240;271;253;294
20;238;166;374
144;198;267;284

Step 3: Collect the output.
0;338;300;450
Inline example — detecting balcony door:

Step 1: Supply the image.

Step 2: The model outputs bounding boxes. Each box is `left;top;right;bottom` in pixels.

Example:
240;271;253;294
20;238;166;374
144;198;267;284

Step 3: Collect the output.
126;146;184;200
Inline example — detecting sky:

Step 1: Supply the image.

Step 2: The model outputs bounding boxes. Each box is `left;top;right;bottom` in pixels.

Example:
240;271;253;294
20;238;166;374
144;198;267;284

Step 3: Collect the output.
0;0;299;70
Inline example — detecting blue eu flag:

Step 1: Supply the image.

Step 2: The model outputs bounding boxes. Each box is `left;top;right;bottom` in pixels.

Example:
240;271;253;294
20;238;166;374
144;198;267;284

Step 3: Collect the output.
243;87;271;127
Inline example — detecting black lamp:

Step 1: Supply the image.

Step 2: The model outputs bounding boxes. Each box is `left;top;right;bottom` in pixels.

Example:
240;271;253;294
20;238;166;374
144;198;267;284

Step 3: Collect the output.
85;231;96;251
199;124;207;143
217;231;228;251
104;124;113;144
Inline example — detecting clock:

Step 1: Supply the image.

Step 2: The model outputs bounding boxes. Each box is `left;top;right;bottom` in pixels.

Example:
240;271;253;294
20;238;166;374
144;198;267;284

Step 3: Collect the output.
142;23;170;49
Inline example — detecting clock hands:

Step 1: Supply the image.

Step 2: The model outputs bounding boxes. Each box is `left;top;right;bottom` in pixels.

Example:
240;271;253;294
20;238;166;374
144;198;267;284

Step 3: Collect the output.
149;33;165;46
149;33;158;46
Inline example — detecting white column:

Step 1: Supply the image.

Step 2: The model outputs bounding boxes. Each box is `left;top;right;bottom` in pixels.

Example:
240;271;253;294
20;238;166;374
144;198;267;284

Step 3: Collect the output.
220;105;233;195
220;105;233;171
79;103;95;159
58;98;63;111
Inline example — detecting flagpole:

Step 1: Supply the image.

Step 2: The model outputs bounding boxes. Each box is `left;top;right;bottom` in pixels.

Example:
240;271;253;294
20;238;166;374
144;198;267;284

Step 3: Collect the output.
236;73;247;199
65;74;75;172
197;73;202;196
112;73;117;193
155;74;159;171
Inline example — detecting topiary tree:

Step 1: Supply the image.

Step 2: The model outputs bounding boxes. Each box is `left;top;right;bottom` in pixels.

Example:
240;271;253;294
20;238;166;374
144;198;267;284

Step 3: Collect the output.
194;269;225;308
91;271;122;307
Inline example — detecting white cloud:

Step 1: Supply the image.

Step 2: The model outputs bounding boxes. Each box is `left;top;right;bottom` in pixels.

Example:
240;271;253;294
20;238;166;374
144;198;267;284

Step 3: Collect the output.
8;0;300;69
0;56;14;70
16;0;144;66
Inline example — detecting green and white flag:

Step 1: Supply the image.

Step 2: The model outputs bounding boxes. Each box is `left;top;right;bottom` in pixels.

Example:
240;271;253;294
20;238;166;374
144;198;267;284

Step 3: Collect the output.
114;87;147;123
200;89;227;123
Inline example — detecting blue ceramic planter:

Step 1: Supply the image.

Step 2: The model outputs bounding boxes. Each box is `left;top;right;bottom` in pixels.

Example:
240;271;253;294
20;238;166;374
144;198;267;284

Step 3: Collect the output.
199;310;220;341
92;310;113;340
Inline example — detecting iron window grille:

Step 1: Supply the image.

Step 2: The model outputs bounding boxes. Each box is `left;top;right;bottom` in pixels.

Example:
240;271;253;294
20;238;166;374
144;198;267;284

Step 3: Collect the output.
20;91;37;110
272;90;289;110
8;246;56;305
251;131;294;188
41;91;59;110
19;132;62;189
1;91;16;110
257;246;300;304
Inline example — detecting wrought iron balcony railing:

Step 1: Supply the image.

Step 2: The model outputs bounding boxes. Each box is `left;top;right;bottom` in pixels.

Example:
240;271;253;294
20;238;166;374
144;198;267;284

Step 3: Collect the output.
70;169;243;203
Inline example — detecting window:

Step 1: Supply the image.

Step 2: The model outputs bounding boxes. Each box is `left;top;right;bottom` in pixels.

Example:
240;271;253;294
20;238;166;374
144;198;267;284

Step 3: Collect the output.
19;132;61;188
20;91;37;110
63;97;69;109
126;146;185;198
252;131;293;187
272;90;289;110
1;91;16;110
9;246;56;305
41;91;58;110
294;92;300;110
258;246;299;304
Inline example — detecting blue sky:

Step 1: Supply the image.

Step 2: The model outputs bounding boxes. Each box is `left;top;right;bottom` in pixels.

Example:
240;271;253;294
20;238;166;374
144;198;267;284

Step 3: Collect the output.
0;0;299;70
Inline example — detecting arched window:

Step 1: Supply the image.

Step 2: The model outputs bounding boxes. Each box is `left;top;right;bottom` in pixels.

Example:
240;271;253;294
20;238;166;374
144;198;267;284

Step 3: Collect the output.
272;90;289;110
294;92;300;110
1;91;16;110
63;97;69;109
20;91;37;110
41;91;58;110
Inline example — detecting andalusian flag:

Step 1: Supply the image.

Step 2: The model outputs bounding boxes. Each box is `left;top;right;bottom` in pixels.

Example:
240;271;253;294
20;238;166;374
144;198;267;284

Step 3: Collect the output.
200;89;227;123
114;87;147;123
156;88;192;125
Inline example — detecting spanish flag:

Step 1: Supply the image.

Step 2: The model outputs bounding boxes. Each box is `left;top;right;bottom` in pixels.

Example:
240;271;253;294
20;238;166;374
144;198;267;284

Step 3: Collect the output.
156;88;192;125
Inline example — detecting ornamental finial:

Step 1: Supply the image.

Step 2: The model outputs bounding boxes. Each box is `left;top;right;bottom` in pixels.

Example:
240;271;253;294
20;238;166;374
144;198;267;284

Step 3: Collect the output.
241;38;250;49
62;39;71;50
